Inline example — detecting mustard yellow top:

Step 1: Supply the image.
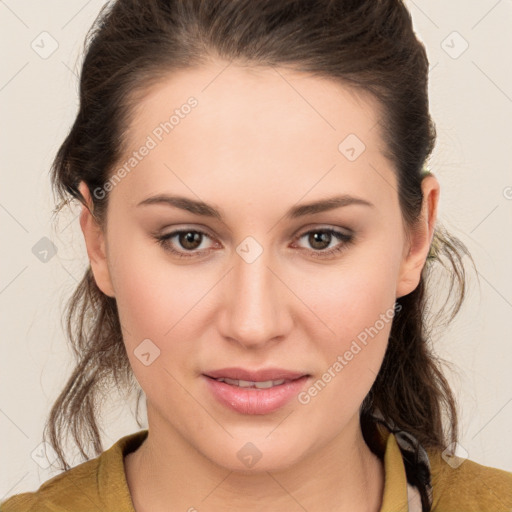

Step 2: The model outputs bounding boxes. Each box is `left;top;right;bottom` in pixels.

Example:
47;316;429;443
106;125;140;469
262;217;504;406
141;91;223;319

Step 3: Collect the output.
2;423;511;511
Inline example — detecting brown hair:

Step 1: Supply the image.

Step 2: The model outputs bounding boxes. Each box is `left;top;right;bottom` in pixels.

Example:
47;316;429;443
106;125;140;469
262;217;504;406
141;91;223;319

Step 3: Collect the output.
47;0;474;471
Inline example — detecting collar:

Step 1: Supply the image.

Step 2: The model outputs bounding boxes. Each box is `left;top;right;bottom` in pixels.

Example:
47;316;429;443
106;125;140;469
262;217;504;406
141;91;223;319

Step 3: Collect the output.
366;410;433;512
370;420;428;512
97;422;429;512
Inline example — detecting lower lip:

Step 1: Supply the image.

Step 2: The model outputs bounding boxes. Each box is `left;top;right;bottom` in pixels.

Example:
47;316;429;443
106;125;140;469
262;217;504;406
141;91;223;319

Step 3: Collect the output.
203;375;310;415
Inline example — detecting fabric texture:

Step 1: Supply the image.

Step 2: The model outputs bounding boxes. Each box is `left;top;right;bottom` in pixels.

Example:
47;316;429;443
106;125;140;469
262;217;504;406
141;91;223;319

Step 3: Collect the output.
2;417;511;512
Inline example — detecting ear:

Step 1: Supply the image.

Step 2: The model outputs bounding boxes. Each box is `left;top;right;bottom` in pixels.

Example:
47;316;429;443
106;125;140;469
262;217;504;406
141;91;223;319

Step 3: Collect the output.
78;181;116;298
395;174;440;299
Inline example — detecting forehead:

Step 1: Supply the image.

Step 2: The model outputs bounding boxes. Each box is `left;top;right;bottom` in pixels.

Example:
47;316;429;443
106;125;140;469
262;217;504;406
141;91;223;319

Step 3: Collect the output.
126;61;384;149
112;61;397;214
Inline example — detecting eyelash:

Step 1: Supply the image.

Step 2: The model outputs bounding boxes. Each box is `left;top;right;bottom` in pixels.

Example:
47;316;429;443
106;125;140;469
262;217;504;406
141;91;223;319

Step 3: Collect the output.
154;227;354;260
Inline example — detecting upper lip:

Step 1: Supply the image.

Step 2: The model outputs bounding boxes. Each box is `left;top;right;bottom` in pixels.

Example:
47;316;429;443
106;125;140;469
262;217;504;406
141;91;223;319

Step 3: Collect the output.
204;367;309;382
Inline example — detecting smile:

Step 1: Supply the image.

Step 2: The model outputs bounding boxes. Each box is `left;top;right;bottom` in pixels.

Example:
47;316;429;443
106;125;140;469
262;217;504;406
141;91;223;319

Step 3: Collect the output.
213;377;287;388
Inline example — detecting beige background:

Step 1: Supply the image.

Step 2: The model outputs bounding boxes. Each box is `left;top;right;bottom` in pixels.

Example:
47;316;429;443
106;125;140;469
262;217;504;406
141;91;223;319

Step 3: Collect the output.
1;0;511;498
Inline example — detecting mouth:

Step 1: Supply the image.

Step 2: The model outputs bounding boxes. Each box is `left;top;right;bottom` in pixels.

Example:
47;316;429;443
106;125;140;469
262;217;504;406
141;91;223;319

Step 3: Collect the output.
202;372;311;415
204;376;303;389
203;367;309;383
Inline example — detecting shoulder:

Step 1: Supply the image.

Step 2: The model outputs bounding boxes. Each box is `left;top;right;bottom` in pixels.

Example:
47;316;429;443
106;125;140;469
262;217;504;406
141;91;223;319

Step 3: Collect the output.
0;457;103;512
0;430;146;512
427;450;512;511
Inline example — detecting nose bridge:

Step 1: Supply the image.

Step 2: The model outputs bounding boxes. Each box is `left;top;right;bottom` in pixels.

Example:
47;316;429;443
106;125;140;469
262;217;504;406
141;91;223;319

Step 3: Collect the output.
221;239;289;347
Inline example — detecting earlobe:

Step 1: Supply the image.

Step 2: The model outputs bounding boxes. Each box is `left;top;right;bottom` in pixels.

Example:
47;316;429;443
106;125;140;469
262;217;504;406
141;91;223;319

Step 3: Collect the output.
77;181;116;298
395;174;440;299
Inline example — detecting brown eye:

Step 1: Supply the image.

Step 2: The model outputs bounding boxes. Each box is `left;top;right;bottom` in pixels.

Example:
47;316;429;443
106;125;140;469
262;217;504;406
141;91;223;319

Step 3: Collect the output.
155;229;215;259
307;231;333;250
294;228;354;259
178;231;203;250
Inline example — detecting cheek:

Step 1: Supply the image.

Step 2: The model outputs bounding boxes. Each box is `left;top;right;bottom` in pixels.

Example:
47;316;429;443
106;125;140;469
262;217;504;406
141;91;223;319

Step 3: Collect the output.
300;236;402;343
106;219;194;326
294;239;402;397
294;285;395;429
308;275;395;379
105;229;209;372
110;256;206;400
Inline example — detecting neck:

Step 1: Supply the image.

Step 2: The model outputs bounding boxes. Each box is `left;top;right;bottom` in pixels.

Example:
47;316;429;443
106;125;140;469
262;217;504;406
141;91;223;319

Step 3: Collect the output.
125;410;384;512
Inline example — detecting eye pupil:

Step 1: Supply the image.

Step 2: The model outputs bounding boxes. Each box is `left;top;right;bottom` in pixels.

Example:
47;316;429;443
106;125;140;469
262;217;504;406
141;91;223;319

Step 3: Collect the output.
180;231;202;250
309;231;331;250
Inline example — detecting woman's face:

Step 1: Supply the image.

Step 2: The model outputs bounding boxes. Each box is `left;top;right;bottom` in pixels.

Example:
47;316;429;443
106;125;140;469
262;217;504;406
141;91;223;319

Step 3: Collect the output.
80;61;437;471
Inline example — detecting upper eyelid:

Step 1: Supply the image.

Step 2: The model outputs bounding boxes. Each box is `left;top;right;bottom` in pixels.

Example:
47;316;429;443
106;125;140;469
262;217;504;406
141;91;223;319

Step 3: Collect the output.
159;223;351;234
160;225;352;246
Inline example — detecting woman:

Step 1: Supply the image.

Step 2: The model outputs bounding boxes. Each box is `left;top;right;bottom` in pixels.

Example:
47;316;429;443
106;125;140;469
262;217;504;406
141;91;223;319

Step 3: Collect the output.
2;1;511;511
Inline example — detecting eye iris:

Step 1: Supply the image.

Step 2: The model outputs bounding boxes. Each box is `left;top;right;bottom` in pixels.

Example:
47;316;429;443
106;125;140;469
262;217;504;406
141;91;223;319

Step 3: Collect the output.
309;231;331;250
180;231;202;250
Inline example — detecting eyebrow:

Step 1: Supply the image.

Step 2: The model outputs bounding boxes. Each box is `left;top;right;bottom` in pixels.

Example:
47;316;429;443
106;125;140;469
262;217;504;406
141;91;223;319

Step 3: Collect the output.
136;194;374;220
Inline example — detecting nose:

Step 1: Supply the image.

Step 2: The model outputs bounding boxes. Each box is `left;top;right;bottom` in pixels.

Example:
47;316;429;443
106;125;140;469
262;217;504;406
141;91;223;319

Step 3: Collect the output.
218;244;293;350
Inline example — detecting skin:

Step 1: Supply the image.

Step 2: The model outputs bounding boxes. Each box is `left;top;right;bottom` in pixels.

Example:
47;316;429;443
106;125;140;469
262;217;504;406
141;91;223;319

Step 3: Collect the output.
78;60;439;512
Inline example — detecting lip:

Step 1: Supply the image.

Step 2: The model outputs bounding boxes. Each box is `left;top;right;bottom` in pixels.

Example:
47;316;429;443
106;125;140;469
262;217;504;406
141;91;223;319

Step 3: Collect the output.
202;367;311;415
203;367;308;382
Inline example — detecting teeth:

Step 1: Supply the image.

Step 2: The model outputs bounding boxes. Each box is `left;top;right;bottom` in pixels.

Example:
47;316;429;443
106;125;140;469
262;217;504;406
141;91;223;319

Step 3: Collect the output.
215;377;286;388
